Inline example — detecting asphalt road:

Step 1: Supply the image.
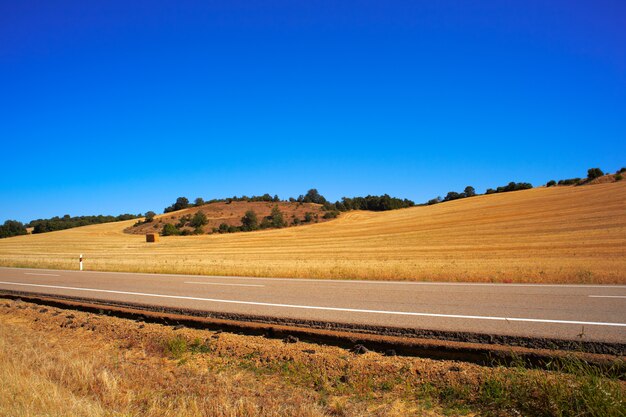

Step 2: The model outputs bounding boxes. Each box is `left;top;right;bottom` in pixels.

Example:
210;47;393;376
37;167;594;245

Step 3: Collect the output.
1;267;625;343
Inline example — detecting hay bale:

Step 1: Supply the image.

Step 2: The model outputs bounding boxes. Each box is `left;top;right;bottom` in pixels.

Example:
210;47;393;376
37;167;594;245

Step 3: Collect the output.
146;233;159;243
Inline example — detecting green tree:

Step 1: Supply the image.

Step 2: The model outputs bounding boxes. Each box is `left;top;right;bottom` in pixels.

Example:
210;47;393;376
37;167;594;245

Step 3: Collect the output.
546;180;556;187
269;206;286;228
145;211;156;222
194;197;205;206
241;210;259;231
587;168;604;180
302;189;326;204
463;186;476;197
190;211;208;228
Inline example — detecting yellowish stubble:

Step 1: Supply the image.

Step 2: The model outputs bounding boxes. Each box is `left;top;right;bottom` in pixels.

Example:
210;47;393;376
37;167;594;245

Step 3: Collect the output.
0;182;624;283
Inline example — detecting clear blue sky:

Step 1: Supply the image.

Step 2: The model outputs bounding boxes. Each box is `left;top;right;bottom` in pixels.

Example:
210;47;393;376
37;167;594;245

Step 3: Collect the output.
1;1;624;223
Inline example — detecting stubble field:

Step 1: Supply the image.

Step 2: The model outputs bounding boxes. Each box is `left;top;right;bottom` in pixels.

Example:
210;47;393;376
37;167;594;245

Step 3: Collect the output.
0;182;624;283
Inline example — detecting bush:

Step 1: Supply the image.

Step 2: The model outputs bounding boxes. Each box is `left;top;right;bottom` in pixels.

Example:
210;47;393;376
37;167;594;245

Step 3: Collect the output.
190;212;207;228
587;168;604;180
304;212;314;223
268;206;287;228
194;197;205;206
427;197;442;205
558;178;581;186
322;211;339;219
615;174;623;181
618;167;626;174
161;223;180;236
241;210;258;231
546;180;556;187
218;223;230;233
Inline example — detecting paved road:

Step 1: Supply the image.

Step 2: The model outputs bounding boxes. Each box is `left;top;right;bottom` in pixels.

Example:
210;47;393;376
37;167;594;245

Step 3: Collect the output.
0;267;625;343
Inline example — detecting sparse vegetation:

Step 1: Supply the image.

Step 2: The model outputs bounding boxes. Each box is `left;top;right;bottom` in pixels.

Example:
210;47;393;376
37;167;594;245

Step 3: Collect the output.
1;299;624;417
546;180;556;187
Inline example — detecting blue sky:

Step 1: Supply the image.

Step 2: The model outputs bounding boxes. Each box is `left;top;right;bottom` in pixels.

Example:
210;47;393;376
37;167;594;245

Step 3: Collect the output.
1;1;625;223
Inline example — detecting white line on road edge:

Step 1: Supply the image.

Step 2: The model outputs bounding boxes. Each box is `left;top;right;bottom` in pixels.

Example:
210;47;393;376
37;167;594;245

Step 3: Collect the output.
185;281;264;288
2;280;626;327
589;295;626;299
24;273;60;277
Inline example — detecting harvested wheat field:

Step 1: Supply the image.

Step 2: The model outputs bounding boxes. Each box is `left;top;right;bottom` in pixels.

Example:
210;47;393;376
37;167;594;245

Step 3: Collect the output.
0;182;625;283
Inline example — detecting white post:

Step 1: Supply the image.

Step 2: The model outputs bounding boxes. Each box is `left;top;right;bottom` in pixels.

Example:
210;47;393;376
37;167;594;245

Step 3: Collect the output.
79;254;83;271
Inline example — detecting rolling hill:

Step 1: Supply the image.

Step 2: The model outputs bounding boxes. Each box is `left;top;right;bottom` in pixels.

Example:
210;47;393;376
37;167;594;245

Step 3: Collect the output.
0;181;624;283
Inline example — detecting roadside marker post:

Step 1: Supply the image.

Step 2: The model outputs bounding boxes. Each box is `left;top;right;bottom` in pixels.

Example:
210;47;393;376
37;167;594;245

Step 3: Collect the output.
79;254;83;271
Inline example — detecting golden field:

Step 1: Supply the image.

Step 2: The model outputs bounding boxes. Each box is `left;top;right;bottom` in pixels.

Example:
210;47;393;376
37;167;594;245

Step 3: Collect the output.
0;182;625;283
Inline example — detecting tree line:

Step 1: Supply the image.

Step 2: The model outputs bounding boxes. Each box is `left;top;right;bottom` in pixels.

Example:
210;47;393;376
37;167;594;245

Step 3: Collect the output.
28;214;141;234
163;189;416;215
546;167;623;187
0;220;28;239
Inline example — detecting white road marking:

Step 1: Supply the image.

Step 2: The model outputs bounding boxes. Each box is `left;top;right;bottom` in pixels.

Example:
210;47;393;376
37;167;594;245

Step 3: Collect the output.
1;280;625;328
3;267;626;288
589;295;626;299
24;273;60;277
185;281;264;288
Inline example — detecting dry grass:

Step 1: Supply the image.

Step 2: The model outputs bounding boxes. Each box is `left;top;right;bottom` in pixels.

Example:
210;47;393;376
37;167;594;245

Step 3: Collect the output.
1;182;625;283
1;299;623;416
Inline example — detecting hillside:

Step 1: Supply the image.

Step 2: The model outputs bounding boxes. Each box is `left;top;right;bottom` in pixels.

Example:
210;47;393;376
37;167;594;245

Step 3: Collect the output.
0;181;624;283
125;201;330;235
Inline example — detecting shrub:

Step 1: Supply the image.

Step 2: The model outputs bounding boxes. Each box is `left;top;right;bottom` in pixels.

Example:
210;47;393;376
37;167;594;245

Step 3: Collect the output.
587;168;604;180
546;180;556;187
194;197;205;206
161;223;180;236
615;174;623;181
427;197;441;205
558;178;581;186
241;210;259;231
176;215;191;228
618;167;626;174
322;211;339;219
190;212;207;228
218;223;230;233
268;206;287;228
304;212;314;223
